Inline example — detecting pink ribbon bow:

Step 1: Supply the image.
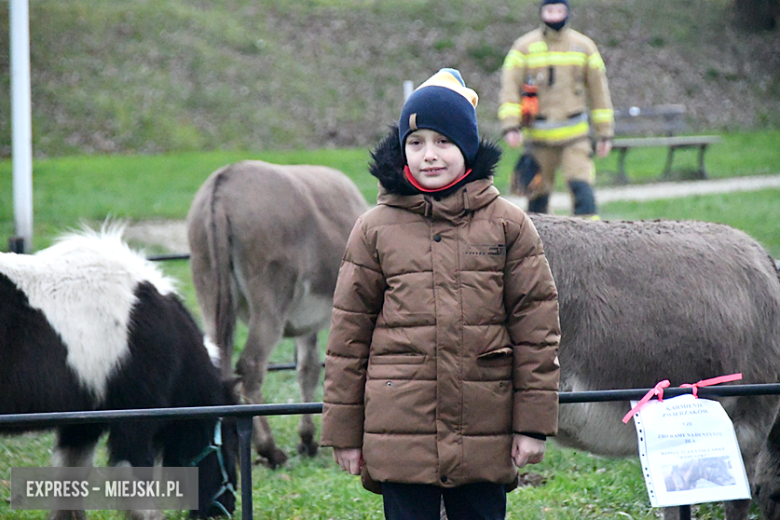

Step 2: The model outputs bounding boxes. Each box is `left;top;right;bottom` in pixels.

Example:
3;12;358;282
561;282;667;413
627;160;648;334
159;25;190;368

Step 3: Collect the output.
681;373;743;398
621;373;742;424
622;379;670;424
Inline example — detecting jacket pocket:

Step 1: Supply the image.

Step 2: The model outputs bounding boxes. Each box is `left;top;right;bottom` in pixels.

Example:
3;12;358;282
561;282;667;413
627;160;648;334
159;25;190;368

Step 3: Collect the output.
477;347;513;365
462;380;513;434
475;347;513;380
364;379;437;434
368;355;432;380
370;354;426;365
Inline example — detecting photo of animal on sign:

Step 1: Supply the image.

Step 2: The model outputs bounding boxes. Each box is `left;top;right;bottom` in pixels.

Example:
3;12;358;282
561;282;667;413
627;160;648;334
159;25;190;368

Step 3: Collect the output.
663;456;737;492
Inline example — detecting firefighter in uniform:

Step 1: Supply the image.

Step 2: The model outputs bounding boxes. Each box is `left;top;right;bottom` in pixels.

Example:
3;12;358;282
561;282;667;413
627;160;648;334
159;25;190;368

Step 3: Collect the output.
499;0;614;218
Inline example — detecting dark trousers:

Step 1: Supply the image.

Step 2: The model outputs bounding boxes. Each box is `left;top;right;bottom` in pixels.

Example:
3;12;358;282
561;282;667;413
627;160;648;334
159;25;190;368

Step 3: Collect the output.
382;482;506;520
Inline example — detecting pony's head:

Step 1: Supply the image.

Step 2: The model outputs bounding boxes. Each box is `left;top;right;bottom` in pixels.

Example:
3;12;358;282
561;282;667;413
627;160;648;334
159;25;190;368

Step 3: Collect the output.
191;417;238;518
189;380;241;518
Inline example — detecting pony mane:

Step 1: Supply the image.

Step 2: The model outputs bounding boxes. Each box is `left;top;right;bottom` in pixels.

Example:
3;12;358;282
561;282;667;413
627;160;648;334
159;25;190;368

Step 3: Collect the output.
41;220;178;296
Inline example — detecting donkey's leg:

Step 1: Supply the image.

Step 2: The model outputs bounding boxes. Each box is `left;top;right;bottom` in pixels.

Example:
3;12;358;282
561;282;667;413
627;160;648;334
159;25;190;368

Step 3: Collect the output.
725;394;777;520
296;331;321;456
723;500;751;520
236;315;288;469
723;427;758;520
661;507;680;520
49;425;104;520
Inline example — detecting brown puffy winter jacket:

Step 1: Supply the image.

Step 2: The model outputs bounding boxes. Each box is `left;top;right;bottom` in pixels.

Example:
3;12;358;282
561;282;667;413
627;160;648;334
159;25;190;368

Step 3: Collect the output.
321;131;560;491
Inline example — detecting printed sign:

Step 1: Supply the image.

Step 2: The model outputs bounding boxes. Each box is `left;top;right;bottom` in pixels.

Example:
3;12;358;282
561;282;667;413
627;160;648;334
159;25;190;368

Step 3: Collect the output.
629;394;750;507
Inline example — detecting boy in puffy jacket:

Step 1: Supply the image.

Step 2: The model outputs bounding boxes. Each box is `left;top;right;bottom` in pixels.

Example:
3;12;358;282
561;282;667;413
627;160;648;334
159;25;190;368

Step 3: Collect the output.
322;68;561;520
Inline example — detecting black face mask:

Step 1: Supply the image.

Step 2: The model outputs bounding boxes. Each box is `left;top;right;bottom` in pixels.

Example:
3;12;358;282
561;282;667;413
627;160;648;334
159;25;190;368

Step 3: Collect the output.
544;18;567;31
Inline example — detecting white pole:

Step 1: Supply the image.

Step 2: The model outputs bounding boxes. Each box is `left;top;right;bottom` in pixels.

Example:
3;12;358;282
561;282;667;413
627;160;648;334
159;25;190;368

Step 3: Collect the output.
403;80;414;101
10;0;34;253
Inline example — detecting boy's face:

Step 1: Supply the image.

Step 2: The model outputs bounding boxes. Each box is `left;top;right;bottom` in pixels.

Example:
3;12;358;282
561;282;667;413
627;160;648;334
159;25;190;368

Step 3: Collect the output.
541;3;568;23
405;129;466;190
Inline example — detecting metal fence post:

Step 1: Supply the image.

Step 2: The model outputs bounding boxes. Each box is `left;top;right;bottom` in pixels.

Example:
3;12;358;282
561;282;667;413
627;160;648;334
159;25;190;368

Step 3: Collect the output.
237;416;254;520
8;236;25;253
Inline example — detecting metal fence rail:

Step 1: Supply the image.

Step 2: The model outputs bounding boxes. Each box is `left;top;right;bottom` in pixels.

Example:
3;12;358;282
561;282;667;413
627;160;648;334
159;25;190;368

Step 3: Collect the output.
4;383;780;520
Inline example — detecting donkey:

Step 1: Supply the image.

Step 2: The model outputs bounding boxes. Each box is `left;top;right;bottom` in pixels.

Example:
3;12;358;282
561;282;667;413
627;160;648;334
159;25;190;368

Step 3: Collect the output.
0;226;238;520
528;214;780;520
187;160;369;468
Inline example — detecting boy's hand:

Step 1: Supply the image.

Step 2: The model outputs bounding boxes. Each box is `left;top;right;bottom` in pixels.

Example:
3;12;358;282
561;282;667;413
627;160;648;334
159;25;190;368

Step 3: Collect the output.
512;434;546;468
333;447;364;475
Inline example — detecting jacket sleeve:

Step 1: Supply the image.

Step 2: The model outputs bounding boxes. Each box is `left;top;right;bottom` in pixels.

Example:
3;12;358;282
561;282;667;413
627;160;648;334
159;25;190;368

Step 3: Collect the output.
584;42;614;139
498;40;526;132
321;216;386;449
503;212;561;436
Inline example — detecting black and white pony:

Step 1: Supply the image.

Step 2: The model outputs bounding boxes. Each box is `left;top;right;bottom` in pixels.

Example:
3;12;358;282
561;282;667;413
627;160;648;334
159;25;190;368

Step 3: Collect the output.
0;226;238;520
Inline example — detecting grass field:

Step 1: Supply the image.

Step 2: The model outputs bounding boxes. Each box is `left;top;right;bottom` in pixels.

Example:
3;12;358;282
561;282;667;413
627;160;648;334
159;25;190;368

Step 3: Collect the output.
0;134;778;519
1;128;779;251
1;0;779;158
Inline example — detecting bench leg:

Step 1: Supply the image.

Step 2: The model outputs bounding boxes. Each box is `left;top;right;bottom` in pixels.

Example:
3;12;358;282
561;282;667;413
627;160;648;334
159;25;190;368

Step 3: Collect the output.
616;148;629;184
697;144;710;179
661;146;676;180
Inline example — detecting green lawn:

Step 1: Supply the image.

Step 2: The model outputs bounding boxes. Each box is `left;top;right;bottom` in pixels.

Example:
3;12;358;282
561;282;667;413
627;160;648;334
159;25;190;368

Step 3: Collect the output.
2;128;779;250
1;132;778;519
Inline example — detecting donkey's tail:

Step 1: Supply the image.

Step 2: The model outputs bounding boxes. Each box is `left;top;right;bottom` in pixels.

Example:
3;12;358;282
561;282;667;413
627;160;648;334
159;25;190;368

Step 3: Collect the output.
203;166;237;379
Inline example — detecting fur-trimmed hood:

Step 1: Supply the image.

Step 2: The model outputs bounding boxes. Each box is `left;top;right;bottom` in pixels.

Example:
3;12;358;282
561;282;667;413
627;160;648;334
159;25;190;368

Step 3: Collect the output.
369;126;502;198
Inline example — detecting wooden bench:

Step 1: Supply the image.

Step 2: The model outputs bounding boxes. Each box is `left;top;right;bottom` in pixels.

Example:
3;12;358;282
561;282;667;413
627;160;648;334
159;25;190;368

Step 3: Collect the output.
608;104;722;184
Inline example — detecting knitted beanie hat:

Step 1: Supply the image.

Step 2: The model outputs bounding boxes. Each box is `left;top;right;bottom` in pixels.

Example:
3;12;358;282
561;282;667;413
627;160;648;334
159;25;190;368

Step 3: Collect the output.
398;68;480;166
542;0;569;8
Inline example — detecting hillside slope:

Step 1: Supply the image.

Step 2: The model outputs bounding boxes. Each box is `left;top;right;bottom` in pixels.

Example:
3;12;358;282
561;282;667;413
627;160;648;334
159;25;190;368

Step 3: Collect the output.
0;0;778;158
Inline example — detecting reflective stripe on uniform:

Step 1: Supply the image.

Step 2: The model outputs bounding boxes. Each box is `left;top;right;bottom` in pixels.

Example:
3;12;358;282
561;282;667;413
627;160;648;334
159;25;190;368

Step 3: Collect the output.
505;49;605;73
588;52;606;71
502;49;525;70
591;108;614;124
532;112;588;130
530;119;590;142
526;51;588;68
498;103;522;119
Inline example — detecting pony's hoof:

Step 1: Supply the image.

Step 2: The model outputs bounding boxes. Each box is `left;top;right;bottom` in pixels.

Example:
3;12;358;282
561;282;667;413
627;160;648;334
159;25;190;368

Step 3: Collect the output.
297;439;319;457
255;448;288;470
49;511;87;520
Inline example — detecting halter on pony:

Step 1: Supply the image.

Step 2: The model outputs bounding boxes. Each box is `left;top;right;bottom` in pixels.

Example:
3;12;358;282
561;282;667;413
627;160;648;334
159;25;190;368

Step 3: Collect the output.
188;419;236;518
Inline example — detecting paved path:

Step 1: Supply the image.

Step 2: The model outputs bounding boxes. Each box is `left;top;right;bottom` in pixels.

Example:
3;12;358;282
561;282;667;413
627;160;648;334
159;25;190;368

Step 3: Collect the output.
503;174;780;213
126;174;780;254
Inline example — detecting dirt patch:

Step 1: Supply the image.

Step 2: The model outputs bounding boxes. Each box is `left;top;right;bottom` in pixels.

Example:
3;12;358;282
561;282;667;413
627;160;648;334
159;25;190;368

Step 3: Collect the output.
124;174;780;251
123;220;189;254
124;175;780;253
